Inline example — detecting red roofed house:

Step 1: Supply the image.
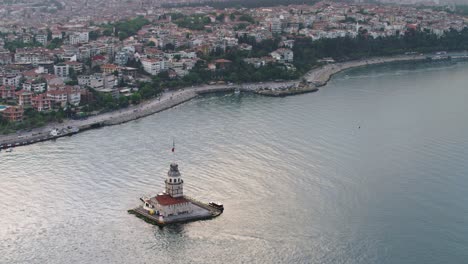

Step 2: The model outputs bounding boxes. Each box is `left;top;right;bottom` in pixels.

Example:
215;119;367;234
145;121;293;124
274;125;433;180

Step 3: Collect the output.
65;61;83;73
47;89;68;108
213;59;232;70
101;64;119;74
0;106;24;122
16;90;33;107
407;23;418;31
92;55;107;67
32;94;52;112
0;85;17;99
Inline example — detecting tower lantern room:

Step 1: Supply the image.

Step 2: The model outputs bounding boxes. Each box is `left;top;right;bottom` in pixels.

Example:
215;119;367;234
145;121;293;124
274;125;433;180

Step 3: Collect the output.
165;163;184;198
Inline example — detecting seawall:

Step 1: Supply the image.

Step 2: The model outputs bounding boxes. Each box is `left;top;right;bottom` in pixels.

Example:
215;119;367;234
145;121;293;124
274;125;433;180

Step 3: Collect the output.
0;54;427;148
304;55;426;86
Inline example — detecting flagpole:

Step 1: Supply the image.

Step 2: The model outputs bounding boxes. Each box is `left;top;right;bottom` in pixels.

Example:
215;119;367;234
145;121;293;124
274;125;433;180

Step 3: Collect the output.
172;137;175;164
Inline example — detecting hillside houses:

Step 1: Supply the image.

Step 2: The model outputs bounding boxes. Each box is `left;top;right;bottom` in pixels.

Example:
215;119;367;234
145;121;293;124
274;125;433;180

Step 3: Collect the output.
0;0;466;124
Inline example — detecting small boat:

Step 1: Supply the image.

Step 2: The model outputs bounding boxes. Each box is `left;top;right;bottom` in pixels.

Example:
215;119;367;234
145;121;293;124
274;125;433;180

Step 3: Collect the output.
209;201;224;212
140;197;158;215
50;128;60;137
5;148;13;152
234;88;240;95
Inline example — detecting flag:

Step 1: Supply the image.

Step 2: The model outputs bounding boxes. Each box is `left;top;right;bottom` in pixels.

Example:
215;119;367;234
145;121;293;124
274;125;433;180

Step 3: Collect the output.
172;139;175;153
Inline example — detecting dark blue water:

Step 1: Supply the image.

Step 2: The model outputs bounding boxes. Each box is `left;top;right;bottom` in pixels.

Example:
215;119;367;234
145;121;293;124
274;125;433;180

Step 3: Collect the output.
1;61;468;263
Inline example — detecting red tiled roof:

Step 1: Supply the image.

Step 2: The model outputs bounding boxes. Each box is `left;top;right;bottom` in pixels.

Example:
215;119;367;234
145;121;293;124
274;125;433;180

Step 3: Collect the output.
65;61;82;65
101;64;118;69
214;59;232;63
155;194;188;206
47;89;67;95
92;55;106;61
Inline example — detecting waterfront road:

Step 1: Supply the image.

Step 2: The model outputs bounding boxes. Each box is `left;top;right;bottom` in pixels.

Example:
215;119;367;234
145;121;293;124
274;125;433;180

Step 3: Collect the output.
0;54;424;146
0;81;297;146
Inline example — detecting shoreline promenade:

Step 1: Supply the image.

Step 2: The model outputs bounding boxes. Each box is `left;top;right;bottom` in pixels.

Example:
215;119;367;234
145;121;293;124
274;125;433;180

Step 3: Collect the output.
0;54;425;147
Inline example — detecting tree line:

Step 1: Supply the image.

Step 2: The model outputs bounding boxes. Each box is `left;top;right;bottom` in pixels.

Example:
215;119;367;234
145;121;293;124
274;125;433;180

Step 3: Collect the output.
292;28;468;74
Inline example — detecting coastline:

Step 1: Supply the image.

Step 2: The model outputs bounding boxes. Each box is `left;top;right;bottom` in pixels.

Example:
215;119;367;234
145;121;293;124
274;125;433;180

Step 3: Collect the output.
303;54;426;86
0;54;426;148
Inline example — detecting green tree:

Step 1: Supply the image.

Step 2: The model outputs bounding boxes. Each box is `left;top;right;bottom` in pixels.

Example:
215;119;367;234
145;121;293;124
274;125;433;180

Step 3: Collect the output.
130;93;141;104
164;43;175;51
47;38;63;50
239;14;255;23
118;32;128;41
91;65;102;73
216;13;225;22
103;94;117;110
119;96;129;108
89;31;100;40
103;29;113;36
113;16;150;40
69;68;77;81
140;83;154;99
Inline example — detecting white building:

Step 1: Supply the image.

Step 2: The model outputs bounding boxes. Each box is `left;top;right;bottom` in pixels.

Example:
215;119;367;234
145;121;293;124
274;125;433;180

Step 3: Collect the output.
47;90;68;107
270;48;294;63
114;51;128;66
35;34;48;47
51;31;63;39
78;74;103;89
78;73;115;90
23;81;47;93
69;31;89;45
14;49;52;64
141;58;167;76
1;74;21;87
66;88;81;106
46;87;81;107
270;18;283;34
153;163;193;217
54;63;70;78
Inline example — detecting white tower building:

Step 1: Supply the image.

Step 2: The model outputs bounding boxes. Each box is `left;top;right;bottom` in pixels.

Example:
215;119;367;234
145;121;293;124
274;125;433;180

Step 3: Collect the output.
165;163;183;197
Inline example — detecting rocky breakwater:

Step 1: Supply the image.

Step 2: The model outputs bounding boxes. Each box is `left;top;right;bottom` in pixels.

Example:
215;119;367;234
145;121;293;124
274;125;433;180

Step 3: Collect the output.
102;90;198;126
255;81;318;97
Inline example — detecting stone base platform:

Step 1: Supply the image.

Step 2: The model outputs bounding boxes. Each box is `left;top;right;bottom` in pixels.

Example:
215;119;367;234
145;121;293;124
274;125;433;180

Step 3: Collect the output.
128;196;223;227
